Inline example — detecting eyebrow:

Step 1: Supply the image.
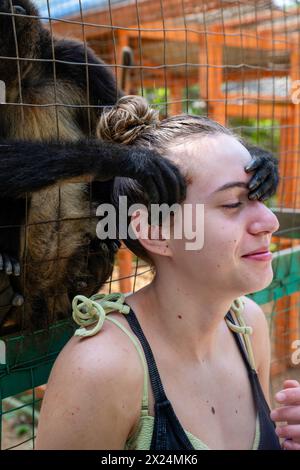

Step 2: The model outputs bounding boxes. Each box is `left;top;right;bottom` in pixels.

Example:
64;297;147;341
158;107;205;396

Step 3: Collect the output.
212;182;248;194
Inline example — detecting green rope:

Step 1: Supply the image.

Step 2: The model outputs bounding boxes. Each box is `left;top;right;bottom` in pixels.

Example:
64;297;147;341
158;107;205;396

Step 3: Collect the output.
72;293;130;338
226;298;256;371
72;293;256;370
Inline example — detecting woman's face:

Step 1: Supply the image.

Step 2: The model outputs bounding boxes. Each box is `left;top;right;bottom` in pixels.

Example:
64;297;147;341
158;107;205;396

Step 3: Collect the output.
165;133;280;297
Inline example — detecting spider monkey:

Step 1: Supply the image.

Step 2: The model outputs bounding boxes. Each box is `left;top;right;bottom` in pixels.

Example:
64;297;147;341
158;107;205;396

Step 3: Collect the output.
0;0;187;332
0;0;279;332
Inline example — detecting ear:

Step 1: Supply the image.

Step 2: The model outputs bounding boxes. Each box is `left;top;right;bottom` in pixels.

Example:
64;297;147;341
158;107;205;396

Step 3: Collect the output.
129;209;172;258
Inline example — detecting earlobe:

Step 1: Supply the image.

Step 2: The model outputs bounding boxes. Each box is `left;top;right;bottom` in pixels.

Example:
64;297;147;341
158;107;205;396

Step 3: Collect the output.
129;210;172;258
140;236;172;258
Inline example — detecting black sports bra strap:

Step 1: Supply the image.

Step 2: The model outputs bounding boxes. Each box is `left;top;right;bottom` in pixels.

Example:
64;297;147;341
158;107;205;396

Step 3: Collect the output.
126;308;254;396
125;307;168;404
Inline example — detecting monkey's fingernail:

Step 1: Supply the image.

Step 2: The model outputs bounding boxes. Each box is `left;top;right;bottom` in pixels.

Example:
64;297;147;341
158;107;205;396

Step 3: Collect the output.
14;266;21;276
12;294;24;307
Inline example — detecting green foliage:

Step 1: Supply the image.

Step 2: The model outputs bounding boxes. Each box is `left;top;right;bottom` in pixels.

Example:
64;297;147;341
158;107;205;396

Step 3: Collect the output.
141;85;206;117
182;85;206;115
228;117;280;155
141;87;170;117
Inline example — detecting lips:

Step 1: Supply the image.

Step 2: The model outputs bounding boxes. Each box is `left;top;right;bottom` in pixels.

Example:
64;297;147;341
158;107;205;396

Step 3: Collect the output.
242;247;269;257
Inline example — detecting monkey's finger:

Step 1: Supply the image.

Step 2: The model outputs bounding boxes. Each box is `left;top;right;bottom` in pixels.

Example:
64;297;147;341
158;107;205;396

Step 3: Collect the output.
248;189;267;201
141;176;161;225
150;159;173;203
11;258;21;276
11;294;24;307
144;174;161;206
163;160;186;204
248;174;278;201
245;156;261;173
154;157;186;205
146;178;166;225
142;169;171;225
248;164;271;191
147;160;186;225
154;162;178;206
3;254;12;275
248;177;274;200
259;180;280;201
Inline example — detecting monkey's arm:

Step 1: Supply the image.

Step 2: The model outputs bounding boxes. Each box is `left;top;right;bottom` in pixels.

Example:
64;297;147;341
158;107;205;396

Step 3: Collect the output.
244;144;279;201
0;140;186;205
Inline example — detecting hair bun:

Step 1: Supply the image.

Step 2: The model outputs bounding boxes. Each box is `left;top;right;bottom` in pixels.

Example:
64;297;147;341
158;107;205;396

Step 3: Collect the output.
97;95;159;145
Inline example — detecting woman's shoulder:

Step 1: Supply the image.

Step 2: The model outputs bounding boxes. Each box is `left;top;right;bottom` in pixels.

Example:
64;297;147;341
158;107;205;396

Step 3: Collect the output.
238;295;271;374
239;295;269;333
36;313;144;449
54;312;144;400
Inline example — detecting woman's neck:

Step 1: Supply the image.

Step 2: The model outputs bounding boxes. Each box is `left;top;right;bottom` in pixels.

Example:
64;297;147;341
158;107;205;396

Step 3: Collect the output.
125;268;237;363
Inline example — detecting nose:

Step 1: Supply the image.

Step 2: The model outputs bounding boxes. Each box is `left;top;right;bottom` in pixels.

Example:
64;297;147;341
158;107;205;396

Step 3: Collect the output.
248;201;280;235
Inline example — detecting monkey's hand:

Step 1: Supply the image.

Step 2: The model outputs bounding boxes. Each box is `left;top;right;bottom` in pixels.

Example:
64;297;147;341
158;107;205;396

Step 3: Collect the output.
107;147;187;207
244;147;279;201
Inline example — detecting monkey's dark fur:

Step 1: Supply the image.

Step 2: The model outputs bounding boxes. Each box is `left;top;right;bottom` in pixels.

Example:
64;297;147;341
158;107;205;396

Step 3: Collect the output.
0;1;279;333
0;0;186;332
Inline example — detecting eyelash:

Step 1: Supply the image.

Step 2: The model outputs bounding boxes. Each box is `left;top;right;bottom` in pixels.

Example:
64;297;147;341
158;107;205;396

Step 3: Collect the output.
222;202;243;209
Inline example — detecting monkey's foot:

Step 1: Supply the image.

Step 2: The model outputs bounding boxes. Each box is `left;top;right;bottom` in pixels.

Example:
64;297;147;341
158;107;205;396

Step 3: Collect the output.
0;253;21;276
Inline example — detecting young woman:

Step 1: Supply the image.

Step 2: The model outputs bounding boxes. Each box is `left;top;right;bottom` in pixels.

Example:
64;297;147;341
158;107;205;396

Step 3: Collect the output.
36;96;297;450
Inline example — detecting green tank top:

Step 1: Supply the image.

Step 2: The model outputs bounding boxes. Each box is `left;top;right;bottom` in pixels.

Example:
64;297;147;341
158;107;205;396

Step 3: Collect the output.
72;294;261;450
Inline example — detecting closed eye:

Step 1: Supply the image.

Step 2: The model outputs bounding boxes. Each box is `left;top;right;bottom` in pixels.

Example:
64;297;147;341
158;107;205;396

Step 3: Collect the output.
222;202;243;209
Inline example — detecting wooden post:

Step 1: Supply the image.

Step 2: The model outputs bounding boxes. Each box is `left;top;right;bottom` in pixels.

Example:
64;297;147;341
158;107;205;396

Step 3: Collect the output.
199;33;226;125
117;30;131;92
118;244;133;294
169;82;183;115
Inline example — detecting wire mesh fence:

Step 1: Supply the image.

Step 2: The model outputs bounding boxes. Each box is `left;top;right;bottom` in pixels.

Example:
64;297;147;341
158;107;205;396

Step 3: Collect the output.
0;0;300;450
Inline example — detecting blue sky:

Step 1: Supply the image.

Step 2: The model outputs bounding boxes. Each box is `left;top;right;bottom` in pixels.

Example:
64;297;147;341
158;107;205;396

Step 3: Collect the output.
34;1;127;18
33;1;299;19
